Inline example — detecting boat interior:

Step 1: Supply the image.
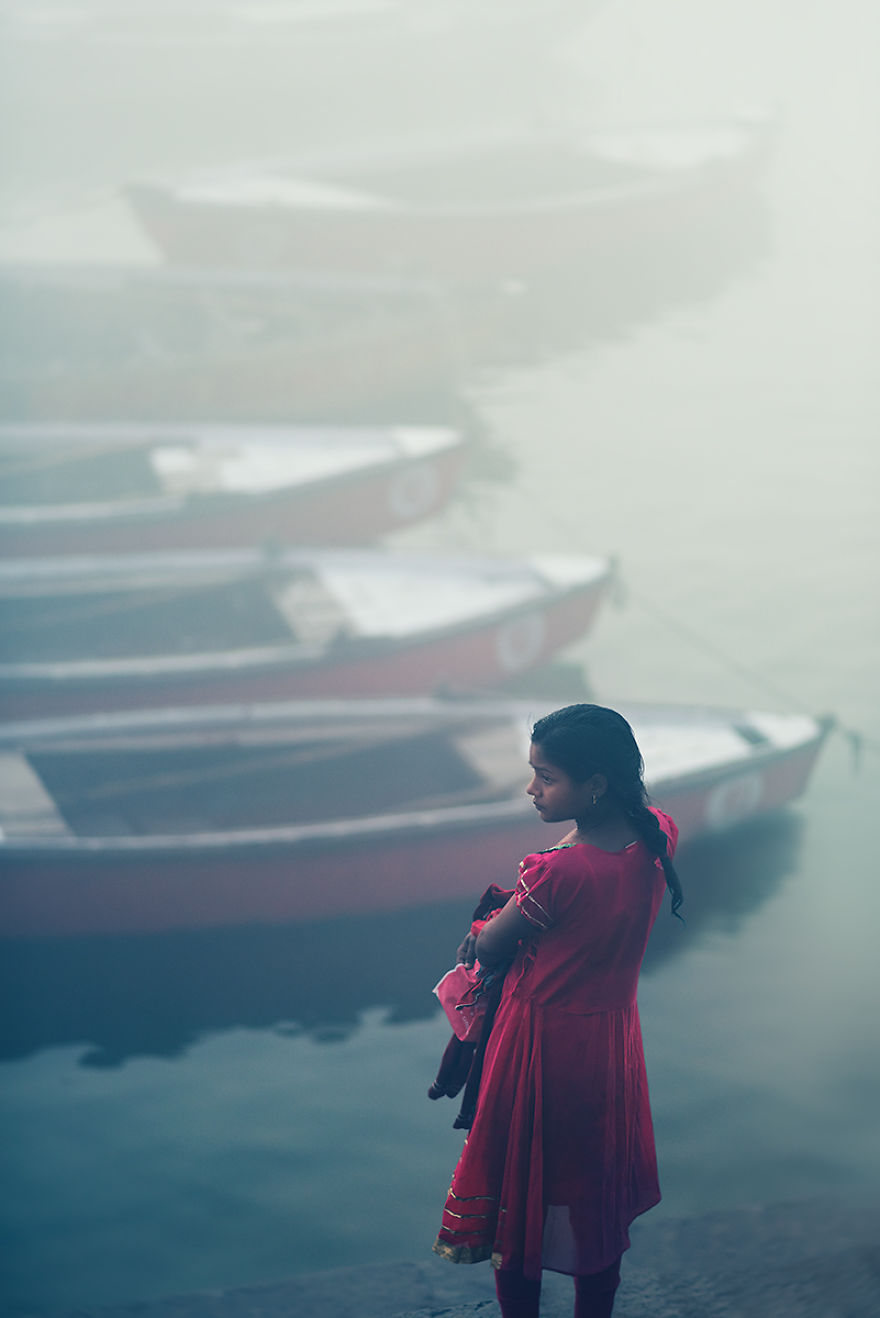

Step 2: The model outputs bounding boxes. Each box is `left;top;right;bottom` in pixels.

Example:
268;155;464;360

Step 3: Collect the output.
0;703;821;845
0;574;321;662
0;431;389;510
0;442;162;506
1;715;524;839
0;267;442;375
0;546;572;665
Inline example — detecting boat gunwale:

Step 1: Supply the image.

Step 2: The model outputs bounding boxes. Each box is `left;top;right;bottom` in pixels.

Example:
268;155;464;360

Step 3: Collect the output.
0;545;611;588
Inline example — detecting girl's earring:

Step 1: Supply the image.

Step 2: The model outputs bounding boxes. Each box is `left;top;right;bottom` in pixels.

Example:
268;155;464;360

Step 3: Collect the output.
592;793;598;806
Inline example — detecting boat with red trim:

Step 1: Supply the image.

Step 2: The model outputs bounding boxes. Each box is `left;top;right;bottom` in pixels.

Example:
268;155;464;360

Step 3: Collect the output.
0;422;466;557
125;117;772;284
0;696;830;937
0;546;611;719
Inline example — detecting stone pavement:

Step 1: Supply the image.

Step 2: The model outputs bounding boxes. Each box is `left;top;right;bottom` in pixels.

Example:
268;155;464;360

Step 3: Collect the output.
27;1194;880;1318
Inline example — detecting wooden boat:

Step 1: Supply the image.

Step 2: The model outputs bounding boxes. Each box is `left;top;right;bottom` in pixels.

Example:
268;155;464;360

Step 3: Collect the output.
124;117;772;284
0;422;466;557
0;264;461;422
0;546;611;720
0;696;831;938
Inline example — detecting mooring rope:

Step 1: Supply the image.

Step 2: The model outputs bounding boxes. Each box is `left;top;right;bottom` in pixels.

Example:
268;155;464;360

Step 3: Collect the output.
616;579;876;767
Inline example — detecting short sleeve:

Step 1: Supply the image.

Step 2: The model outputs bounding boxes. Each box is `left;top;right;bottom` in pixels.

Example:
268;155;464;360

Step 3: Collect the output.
653;808;679;858
515;852;556;930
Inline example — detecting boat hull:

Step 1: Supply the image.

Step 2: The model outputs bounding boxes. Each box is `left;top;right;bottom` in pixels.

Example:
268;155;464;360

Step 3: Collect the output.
0;438;466;558
126;123;772;284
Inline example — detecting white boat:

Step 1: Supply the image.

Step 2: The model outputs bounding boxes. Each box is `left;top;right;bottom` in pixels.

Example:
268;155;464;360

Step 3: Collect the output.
0;546;612;720
0;422;466;557
0;696;831;938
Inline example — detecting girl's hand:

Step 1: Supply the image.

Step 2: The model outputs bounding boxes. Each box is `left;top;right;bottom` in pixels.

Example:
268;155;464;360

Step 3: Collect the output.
457;909;503;968
456;932;479;968
474;895;533;971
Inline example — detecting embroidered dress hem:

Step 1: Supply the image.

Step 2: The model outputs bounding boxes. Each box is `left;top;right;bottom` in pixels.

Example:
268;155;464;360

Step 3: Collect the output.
432;1240;494;1265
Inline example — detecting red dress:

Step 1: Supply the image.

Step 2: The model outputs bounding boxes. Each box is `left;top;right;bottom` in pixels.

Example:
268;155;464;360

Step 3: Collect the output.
433;809;678;1279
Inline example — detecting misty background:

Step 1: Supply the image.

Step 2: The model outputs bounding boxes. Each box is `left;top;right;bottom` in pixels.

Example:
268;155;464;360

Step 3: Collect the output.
0;1;878;1313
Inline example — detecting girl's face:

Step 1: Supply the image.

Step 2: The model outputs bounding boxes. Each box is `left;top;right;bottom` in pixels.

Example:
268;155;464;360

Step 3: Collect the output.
526;740;596;823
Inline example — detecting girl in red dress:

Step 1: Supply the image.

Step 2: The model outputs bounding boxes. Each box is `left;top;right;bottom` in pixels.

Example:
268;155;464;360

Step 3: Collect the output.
433;704;683;1318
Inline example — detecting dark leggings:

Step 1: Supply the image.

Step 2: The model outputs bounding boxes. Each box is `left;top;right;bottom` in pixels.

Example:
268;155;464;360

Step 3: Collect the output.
494;1256;621;1318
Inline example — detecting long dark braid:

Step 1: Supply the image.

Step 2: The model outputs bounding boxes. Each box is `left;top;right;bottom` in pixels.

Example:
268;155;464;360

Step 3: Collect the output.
531;703;684;919
616;779;684;920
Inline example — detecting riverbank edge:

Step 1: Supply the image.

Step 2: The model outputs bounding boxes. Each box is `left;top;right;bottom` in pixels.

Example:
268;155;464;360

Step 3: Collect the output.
16;1192;879;1318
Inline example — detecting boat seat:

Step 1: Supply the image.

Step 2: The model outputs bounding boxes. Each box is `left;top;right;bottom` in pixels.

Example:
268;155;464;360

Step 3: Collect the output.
0;752;72;837
455;723;524;792
270;575;352;645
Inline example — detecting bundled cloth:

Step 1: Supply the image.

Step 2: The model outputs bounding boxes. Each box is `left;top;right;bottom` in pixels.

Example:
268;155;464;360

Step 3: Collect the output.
428;884;513;1129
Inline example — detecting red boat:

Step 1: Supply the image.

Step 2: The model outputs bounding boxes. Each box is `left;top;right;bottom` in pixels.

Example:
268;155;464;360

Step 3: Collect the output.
125;118;772;284
0;422;466;557
0;546;612;719
0;696;831;938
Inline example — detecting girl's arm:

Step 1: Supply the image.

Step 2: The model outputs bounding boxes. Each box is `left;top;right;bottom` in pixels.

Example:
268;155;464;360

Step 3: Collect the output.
475;894;534;969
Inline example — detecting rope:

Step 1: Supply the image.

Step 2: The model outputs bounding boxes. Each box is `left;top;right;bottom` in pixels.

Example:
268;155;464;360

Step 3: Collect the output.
621;583;817;715
521;485;874;765
617;581;877;767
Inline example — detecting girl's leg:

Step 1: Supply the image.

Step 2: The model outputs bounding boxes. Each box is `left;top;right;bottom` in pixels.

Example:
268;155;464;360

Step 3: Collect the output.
574;1256;621;1318
494;1266;542;1318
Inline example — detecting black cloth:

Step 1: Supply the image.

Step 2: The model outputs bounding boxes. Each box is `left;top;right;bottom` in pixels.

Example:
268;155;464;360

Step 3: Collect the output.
428;885;514;1128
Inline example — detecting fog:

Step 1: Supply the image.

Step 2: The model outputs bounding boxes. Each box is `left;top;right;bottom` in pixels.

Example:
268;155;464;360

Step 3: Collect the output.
1;0;878;1311
3;0;873;733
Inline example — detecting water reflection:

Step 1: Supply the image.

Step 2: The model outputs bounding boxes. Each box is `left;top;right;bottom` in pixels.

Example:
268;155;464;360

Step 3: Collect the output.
0;811;804;1069
451;183;772;373
642;811;804;971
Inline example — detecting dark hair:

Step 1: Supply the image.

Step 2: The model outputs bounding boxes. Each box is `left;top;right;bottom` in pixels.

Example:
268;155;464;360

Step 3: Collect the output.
530;703;684;919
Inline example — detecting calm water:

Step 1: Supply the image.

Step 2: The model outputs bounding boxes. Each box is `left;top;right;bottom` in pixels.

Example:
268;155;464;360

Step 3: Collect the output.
1;1;879;1313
